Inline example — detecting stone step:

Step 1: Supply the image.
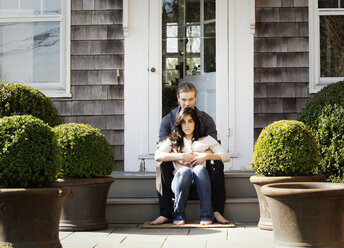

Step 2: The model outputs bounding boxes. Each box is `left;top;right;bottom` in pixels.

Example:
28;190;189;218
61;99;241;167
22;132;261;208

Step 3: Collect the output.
108;171;257;198
106;197;259;224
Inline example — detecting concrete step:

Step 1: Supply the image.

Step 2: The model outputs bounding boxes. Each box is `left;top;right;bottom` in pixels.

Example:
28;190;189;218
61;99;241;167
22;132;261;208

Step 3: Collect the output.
108;171;257;198
106;197;259;224
106;171;259;224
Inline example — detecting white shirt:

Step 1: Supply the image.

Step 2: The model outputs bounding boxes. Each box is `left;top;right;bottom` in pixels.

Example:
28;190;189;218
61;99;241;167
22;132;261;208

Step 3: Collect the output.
155;135;230;173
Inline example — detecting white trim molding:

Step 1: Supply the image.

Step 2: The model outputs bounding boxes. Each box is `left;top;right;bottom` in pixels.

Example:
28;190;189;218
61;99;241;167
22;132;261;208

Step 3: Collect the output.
249;0;255;34
124;0;254;172
309;0;344;93
123;0;129;37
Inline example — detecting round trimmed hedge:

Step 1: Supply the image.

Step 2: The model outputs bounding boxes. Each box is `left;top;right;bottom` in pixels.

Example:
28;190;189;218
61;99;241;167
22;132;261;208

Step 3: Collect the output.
0;115;61;188
297;80;344;130
250;120;320;176
316;104;344;182
53;123;114;178
0;82;61;127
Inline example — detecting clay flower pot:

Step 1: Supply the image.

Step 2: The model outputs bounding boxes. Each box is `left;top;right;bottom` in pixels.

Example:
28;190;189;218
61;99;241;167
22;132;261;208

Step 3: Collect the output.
262;182;344;248
57;176;114;231
250;175;325;231
0;188;69;248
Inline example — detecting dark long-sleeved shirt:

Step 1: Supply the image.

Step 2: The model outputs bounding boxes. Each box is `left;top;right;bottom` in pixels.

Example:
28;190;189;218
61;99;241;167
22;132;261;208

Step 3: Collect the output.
158;107;217;142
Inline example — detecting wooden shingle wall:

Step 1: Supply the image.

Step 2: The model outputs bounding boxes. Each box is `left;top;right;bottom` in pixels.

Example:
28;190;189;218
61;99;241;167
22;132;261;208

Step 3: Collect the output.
53;0;124;170
254;0;310;140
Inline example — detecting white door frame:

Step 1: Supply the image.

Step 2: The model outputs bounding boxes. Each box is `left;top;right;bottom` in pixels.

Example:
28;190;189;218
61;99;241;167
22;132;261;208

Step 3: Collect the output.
124;0;254;172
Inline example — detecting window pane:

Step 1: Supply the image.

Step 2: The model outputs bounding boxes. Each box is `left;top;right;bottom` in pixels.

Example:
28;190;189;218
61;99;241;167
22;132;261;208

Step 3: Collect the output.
186;57;200;76
204;22;216;72
166;38;178;53
44;0;61;14
166;58;178;69
318;0;344;8
0;0;19;16
166;24;178;37
166;70;179;84
21;0;41;15
0;22;60;83
186;0;199;23
162;0;180;23
0;0;18;9
186;25;201;38
204;0;215;20
320;16;344;77
162;84;178;116
186;38;200;53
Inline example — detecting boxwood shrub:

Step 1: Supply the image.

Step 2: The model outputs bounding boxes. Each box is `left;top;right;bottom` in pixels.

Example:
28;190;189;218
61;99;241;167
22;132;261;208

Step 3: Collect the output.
0;82;61;127
316;104;344;182
250;120;320;176
0;115;61;188
54;123;114;178
297;80;344;130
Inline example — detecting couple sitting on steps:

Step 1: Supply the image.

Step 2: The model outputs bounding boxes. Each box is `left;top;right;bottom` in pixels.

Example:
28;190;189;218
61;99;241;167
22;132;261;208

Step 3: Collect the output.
151;82;230;226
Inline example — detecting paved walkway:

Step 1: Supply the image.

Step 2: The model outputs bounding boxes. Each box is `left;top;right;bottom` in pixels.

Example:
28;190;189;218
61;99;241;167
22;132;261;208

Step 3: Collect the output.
60;223;274;248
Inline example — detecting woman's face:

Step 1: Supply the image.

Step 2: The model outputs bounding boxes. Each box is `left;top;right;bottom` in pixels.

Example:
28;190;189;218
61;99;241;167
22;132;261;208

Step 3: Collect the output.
181;114;195;138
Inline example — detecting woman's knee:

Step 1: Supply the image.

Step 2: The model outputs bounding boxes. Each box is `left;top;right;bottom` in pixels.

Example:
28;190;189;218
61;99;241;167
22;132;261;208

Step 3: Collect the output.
176;167;193;179
193;165;208;177
193;166;211;184
173;167;192;191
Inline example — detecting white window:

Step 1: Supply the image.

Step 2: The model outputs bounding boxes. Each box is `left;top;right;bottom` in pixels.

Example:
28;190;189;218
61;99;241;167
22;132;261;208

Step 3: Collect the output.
309;0;344;93
0;0;71;97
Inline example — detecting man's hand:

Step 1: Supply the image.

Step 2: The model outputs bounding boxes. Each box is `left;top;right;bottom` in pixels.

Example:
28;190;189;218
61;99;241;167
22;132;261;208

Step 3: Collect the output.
188;152;208;167
178;152;197;167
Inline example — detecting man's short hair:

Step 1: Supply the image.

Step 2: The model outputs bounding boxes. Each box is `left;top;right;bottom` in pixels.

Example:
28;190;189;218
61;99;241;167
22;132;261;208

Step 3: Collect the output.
177;82;197;97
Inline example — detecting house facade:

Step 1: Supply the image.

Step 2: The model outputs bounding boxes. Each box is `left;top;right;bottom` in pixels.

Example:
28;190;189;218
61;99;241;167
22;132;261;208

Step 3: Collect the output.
0;0;343;172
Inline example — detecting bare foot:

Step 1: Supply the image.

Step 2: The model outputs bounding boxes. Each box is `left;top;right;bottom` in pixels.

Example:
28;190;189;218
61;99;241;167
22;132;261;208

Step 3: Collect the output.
151;216;169;225
214;211;230;224
173;220;185;225
200;220;213;225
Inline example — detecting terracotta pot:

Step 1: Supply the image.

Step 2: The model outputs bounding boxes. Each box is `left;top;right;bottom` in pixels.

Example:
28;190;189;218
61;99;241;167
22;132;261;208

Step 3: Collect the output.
56;176;114;231
250;175;325;231
0;188;69;248
262;182;344;248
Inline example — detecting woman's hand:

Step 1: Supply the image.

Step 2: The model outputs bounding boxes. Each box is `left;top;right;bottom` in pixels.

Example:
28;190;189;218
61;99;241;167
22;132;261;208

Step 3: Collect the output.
182;152;197;162
178;152;196;166
188;152;208;167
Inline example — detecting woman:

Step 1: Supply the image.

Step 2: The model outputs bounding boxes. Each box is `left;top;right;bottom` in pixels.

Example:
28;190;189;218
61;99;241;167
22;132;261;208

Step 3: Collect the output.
155;107;230;225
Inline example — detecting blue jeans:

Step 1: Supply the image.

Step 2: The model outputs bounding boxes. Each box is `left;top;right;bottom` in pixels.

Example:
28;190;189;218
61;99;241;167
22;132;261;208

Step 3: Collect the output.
171;165;214;222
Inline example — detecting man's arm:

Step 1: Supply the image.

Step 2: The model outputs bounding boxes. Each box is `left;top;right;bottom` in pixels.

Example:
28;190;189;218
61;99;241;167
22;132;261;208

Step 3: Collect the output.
203;115;217;140
159;114;172;142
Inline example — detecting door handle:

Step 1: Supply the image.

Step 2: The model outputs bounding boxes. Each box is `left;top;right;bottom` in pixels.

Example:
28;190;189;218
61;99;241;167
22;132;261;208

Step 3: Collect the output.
150;67;156;72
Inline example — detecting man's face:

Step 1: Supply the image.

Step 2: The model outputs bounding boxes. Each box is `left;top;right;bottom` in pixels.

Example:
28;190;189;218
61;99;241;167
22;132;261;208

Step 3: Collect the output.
177;91;197;109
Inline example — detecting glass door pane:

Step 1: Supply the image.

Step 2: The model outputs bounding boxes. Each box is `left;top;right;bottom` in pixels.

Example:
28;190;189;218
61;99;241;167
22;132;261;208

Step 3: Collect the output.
162;0;216;120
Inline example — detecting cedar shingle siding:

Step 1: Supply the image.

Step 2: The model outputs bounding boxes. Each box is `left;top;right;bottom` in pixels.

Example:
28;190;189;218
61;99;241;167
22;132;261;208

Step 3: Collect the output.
254;0;310;140
53;0;124;170
51;0;311;170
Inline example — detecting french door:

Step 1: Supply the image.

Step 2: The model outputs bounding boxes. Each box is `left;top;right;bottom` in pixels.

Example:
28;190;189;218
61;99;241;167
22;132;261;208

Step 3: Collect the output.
124;0;254;171
161;0;216;121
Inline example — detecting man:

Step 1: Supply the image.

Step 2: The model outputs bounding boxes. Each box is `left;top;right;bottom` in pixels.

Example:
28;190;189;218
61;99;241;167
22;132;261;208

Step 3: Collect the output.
151;82;229;224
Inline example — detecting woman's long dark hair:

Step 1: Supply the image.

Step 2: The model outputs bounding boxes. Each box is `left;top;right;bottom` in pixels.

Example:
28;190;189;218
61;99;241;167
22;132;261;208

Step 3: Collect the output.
168;107;200;152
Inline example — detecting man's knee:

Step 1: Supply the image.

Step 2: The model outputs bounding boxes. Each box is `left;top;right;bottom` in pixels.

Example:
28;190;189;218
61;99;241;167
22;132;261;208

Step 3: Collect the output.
156;161;174;194
206;160;224;171
157;161;174;175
